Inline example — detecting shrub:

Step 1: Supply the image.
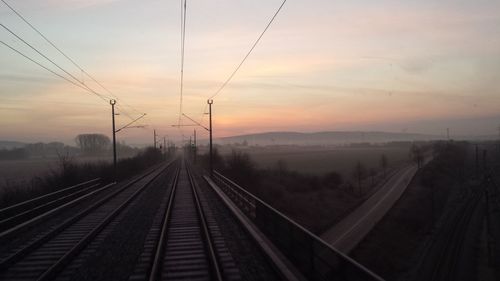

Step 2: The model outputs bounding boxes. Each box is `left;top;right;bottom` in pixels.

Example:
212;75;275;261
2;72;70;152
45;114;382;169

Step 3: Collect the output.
0;147;164;208
322;171;343;189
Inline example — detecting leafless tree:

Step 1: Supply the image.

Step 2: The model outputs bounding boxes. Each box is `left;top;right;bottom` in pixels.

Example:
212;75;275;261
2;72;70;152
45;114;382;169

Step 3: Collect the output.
75;134;110;155
410;144;424;168
369;168;376;187
353;161;367;196
380;154;388;178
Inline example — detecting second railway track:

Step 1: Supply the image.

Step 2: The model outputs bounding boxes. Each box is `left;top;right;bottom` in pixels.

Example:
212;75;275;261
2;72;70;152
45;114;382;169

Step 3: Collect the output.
0;161;173;281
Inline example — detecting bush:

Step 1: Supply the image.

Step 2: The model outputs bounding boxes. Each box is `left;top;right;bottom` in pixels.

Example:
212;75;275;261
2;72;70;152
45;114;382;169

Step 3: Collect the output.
322;171;343;189
0;148;28;160
225;150;258;185
200;147;226;171
0;147;164;208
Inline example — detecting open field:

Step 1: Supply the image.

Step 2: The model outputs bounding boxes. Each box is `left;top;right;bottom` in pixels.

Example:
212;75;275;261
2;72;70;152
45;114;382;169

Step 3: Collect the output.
0;156;113;189
216;145;411;179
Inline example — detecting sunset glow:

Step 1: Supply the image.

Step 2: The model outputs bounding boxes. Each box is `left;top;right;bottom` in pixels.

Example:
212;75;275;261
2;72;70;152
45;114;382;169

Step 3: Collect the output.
1;0;499;144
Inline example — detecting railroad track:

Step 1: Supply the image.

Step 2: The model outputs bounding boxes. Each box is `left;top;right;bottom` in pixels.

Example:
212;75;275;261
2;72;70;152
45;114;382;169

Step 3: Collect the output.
425;189;482;281
0;162;172;281
132;160;240;281
0;178;104;239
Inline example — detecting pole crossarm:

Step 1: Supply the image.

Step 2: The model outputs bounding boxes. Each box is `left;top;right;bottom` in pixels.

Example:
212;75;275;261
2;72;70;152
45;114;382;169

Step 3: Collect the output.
123;125;147;129
115;113;147;133
182;113;210;131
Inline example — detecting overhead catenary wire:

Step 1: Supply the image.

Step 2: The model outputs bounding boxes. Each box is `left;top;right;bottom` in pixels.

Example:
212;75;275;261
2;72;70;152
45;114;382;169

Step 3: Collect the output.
197;0;287;123
178;0;187;126
0;23;112;103
0;40;108;101
208;0;287;100
1;0;142;119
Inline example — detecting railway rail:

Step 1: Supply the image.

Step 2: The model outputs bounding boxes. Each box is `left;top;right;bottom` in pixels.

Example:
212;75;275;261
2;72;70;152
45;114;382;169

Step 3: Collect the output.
0;178;105;240
132;160;240;281
414;187;484;281
0;162;171;280
0;157;387;281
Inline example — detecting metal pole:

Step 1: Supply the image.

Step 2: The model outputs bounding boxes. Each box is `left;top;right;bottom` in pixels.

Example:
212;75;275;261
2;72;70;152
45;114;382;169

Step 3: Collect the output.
208;99;213;176
475;144;479;179
163;137;166;158
110;99;117;179
154;129;157;149
483;149;487;175
194;129;197;164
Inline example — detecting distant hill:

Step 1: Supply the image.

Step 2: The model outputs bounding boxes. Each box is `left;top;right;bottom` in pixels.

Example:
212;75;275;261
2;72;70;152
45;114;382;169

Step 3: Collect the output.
0;141;26;150
214;131;443;146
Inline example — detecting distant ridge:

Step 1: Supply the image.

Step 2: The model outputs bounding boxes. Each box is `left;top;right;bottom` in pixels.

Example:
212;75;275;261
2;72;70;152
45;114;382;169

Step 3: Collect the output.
0;140;26;149
215;131;443;146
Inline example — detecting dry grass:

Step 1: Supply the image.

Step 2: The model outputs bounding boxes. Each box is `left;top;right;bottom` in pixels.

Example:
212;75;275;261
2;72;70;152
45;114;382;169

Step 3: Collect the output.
0;149;163;208
0;156;120;190
219;145;410;180
214;146;412;234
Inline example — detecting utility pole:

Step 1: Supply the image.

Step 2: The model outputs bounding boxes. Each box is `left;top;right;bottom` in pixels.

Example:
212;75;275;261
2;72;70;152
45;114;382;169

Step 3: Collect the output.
208;99;213;176
154;129;157;149
163;137;167;158
174;111;210;171
446;128;450;140
475;144;479;179
193;129;197;164
483;149;487;177
430;181;435;230
110;99;117;179
108;109;146;180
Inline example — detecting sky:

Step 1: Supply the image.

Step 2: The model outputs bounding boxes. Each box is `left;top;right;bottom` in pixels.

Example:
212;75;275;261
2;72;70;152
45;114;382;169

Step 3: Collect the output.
1;0;500;145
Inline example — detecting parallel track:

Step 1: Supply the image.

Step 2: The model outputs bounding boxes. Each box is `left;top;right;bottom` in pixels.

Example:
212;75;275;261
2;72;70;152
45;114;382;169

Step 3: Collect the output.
0;162;170;281
0;179;103;239
426;190;482;281
0;178;100;221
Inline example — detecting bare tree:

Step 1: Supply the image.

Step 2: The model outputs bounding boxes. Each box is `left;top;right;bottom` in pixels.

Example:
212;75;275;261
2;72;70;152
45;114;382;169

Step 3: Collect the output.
275;159;288;181
369;168;376;187
380;154;388;178
75;134;110;155
353;161;367;196
410;144;424;168
323;171;343;189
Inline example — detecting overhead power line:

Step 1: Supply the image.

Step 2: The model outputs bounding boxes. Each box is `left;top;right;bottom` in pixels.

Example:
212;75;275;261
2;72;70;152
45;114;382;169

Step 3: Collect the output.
1;23;111;103
178;0;187;126
197;0;287;124
0;40;108;101
208;0;287;100
1;0;142;119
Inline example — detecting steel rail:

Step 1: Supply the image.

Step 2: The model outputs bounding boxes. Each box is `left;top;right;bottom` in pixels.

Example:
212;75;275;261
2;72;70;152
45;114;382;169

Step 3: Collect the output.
187;163;224;281
148;165;180;281
0;162;171;272
37;162;172;281
148;161;223;281
428;191;482;281
0;178;100;219
0;182;101;231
